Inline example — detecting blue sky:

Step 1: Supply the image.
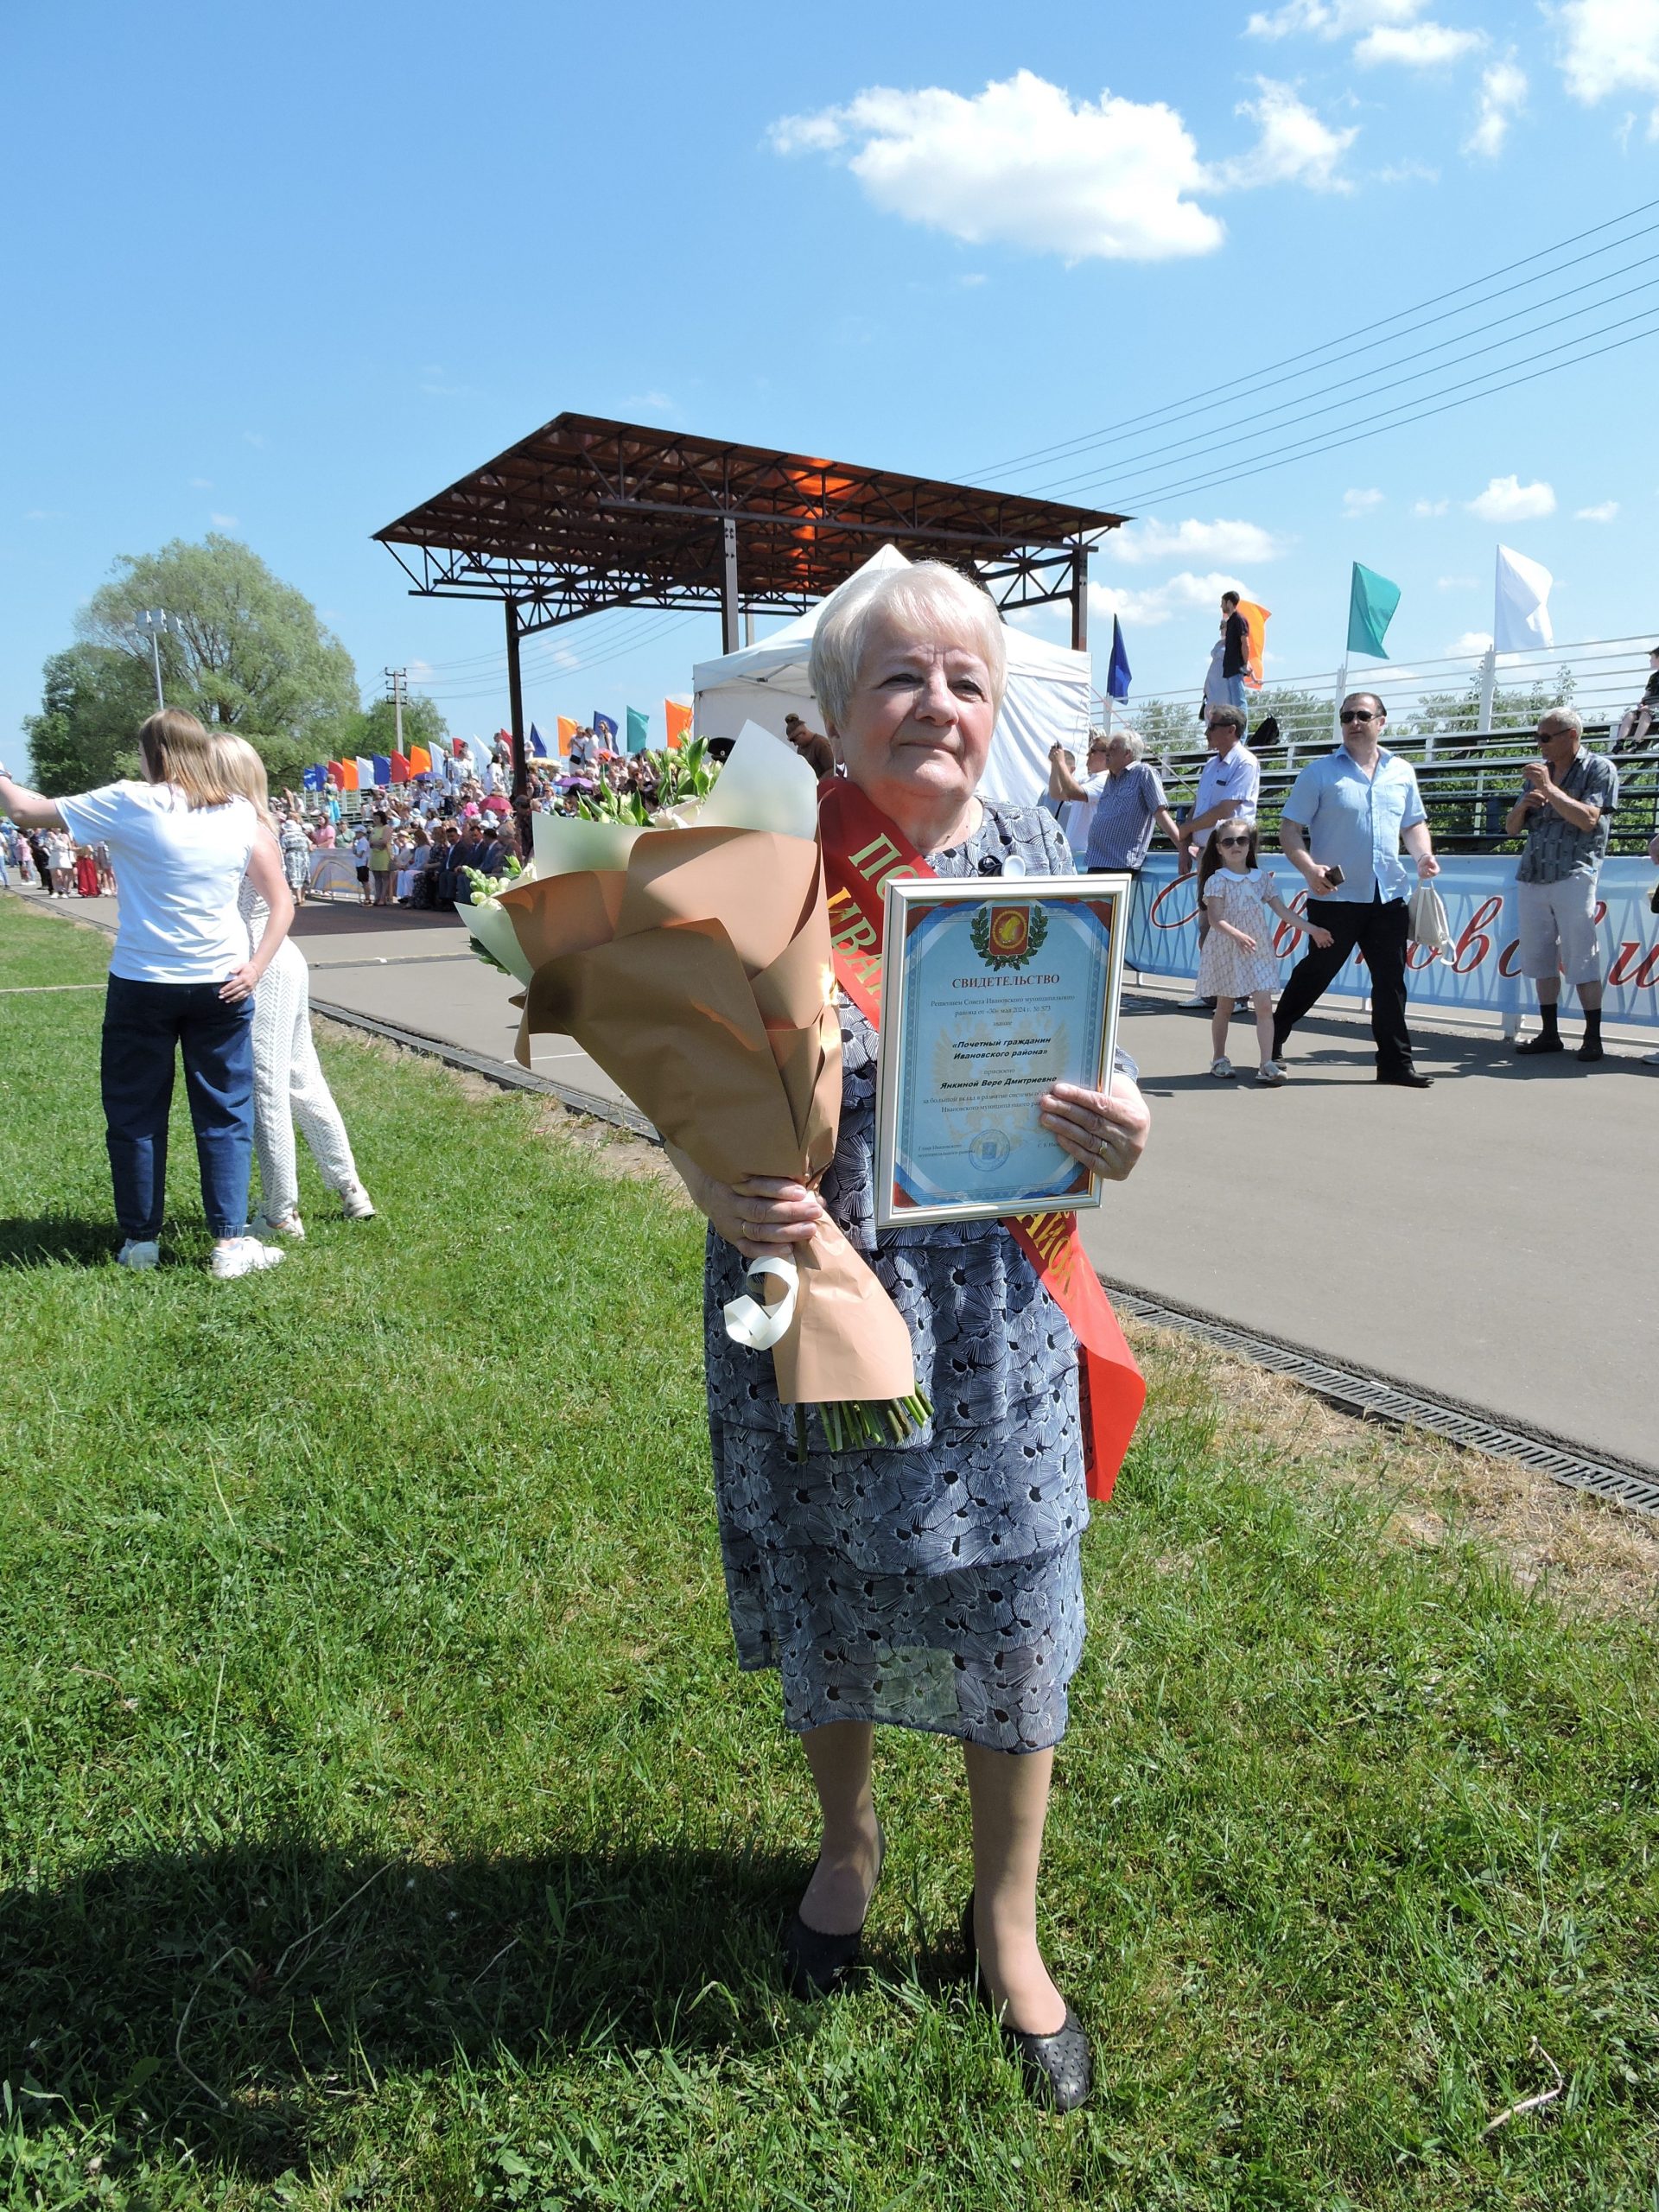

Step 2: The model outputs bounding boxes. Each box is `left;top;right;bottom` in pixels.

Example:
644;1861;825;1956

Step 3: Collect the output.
3;0;1655;763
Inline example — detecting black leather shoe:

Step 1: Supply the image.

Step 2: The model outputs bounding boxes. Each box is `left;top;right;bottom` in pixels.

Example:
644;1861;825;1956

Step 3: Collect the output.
1516;1033;1564;1056
782;1827;884;1999
961;1893;1093;2113
1578;1038;1605;1063
1376;1068;1433;1089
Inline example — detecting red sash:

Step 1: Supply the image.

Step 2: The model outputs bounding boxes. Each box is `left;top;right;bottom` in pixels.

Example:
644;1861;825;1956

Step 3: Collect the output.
818;778;1145;1502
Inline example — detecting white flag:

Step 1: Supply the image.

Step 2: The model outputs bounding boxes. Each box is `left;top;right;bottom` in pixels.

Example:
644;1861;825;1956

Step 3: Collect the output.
1493;543;1554;653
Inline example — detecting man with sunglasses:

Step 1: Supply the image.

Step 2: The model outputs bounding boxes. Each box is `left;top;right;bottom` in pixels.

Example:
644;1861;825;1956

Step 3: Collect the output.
1271;692;1440;1088
1503;708;1618;1063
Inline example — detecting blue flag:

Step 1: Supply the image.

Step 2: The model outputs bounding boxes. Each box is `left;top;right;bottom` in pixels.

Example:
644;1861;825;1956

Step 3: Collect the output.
594;711;619;751
1106;617;1132;702
371;754;391;786
302;764;327;791
528;724;548;758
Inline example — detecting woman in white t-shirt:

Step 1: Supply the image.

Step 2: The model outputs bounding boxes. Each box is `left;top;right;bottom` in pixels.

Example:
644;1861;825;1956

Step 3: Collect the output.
0;710;296;1278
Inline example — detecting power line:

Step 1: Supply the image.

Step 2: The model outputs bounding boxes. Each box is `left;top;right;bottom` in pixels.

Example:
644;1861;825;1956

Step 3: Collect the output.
1022;250;1659;499
1095;305;1659;513
970;192;1659;485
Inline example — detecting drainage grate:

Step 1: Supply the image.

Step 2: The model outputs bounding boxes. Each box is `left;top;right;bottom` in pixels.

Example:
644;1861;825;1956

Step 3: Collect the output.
1106;1285;1659;1518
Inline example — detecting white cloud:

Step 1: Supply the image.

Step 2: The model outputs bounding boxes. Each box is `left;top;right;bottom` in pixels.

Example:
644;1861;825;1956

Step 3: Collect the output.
1249;0;1423;35
1357;21;1484;64
1089;569;1248;627
1343;486;1386;514
1467;473;1556;521
768;69;1359;263
1465;60;1527;156
1412;496;1450;515
1447;629;1494;655
1576;499;1619;521
209;512;239;529
1554;0;1659;122
769;72;1224;261
1103;515;1287;566
1208;79;1357;192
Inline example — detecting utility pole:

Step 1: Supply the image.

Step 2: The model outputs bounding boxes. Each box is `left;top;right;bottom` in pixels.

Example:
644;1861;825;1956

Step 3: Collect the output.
383;666;408;754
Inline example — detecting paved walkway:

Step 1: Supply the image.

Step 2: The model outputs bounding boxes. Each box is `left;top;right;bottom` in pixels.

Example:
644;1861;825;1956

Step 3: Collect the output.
11;887;1657;1472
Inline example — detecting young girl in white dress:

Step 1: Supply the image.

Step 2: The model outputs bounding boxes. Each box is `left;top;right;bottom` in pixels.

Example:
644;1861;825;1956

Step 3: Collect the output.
1196;817;1332;1084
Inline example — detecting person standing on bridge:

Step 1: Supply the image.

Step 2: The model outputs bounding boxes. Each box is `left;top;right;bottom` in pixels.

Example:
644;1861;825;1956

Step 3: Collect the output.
1505;708;1618;1065
1271;692;1440;1089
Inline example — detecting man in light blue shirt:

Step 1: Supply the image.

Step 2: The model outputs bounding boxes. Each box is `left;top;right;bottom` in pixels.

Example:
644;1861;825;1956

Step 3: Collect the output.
1271;692;1441;1088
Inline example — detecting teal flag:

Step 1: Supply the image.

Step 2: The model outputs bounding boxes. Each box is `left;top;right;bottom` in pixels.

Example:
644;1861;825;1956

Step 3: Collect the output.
1347;563;1401;658
626;707;650;754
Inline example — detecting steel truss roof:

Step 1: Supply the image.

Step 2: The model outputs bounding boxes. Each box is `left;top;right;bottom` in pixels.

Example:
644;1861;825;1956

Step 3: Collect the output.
375;412;1123;635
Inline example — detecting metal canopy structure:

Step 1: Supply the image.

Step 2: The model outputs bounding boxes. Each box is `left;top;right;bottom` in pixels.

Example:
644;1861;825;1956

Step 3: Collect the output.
374;411;1125;823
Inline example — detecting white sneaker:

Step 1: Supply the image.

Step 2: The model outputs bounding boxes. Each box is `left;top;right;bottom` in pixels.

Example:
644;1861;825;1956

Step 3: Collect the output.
1210;1055;1235;1080
1181;992;1211;1008
209;1237;285;1280
116;1238;160;1270
340;1182;376;1220
1255;1060;1287;1085
251;1209;305;1239
1645;1050;1659;1067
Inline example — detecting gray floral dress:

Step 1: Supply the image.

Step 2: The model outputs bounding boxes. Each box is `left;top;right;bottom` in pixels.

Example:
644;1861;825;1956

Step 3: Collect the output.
703;801;1090;1754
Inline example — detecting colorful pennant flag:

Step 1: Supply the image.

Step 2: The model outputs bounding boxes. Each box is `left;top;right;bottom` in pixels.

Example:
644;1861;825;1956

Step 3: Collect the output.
664;699;692;751
626;707;650;754
389;753;410;784
594;711;619;753
1346;563;1401;659
327;761;346;788
409;745;432;777
528;724;548;759
340;760;359;791
1106;617;1132;702
302;764;327;791
1236;601;1270;692
556;716;577;757
370;755;391;787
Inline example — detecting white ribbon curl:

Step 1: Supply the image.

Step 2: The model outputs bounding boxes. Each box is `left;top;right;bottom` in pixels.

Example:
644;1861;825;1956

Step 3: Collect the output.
721;1254;799;1351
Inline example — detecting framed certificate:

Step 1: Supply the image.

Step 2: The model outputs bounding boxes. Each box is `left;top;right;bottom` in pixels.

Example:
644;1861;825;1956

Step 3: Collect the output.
873;874;1130;1230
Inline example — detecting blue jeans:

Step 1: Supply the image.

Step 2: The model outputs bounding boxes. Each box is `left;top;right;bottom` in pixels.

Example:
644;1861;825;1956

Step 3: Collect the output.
1222;673;1248;712
100;976;256;1240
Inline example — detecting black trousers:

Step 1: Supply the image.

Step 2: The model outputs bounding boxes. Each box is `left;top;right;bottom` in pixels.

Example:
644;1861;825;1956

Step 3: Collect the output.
1273;893;1414;1076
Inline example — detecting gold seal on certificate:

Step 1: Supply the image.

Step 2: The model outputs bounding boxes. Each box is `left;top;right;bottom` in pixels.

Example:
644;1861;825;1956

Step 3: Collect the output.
873;874;1130;1230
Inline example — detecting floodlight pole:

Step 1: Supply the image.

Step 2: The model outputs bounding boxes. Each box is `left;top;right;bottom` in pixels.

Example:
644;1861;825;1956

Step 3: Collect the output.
135;608;175;710
504;599;530;857
1069;544;1089;653
721;517;741;653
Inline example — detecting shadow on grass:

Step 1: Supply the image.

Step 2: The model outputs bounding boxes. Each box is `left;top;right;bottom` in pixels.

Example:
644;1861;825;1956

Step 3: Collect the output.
3;1838;829;2180
0;1215;121;1268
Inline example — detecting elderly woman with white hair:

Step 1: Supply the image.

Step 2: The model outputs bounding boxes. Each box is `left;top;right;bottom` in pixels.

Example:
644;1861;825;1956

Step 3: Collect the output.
668;560;1152;2111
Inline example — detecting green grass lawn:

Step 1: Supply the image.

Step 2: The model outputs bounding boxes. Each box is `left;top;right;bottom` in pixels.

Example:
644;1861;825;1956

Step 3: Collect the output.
2;890;1656;2211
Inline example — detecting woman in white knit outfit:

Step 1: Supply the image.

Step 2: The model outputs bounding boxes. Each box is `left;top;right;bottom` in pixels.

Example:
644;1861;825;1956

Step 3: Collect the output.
218;740;375;1236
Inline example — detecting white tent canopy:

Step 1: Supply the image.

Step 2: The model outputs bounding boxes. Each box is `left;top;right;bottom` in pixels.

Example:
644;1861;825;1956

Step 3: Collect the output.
690;545;1093;807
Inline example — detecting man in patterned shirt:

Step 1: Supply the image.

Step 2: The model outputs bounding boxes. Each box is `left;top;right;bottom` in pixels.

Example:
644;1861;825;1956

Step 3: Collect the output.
1504;708;1619;1064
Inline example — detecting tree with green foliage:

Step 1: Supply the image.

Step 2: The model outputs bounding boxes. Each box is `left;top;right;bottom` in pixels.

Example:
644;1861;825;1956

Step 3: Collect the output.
22;645;157;797
22;535;361;791
1402;665;1578;756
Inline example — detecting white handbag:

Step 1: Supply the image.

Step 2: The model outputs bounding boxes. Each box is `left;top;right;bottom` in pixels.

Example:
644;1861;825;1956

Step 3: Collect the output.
1408;880;1452;953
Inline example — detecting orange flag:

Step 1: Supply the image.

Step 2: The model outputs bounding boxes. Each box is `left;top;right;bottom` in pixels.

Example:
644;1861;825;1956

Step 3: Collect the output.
664;699;692;750
409;745;431;776
1237;601;1270;692
340;759;359;791
556;717;577;757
